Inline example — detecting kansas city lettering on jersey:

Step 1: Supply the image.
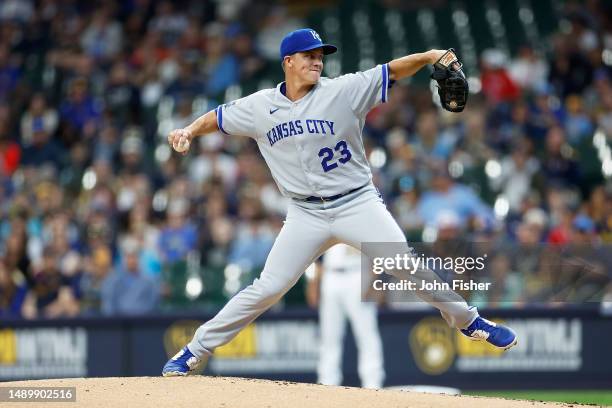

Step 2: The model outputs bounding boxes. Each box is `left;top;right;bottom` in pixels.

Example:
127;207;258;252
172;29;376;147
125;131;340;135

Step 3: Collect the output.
267;119;335;146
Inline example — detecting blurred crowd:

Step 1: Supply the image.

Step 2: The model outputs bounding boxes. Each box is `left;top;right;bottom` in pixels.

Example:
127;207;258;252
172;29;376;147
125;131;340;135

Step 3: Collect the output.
0;0;611;319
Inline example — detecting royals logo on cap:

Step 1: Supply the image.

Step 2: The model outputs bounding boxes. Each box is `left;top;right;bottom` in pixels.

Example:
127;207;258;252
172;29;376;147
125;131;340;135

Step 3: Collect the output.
309;30;321;41
280;28;338;60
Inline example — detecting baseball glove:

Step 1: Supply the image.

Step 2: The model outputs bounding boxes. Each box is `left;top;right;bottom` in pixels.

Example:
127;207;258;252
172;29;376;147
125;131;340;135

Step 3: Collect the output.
431;49;469;112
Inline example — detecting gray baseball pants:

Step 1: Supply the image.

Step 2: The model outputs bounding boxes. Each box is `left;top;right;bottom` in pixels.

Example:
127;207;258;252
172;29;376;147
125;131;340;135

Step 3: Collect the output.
188;184;478;357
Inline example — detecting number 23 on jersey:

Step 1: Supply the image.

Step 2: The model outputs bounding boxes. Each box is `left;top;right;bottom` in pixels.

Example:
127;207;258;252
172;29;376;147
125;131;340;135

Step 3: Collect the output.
318;140;352;172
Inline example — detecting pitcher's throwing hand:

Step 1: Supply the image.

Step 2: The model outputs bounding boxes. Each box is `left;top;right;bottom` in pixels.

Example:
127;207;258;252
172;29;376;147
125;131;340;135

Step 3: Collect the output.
168;128;193;153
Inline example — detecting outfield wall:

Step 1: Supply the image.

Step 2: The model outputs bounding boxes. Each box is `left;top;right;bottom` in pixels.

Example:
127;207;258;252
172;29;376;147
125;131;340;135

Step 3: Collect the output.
1;307;611;389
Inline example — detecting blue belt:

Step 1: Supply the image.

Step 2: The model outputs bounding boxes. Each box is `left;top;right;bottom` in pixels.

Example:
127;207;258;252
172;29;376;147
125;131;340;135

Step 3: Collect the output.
303;184;368;203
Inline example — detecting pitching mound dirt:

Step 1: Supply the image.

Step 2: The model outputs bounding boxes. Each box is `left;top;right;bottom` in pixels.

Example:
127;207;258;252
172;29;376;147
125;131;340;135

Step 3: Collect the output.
2;376;589;408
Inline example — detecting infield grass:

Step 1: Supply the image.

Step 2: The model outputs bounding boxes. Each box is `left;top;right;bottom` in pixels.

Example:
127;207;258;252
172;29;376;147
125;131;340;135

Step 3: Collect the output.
465;390;612;406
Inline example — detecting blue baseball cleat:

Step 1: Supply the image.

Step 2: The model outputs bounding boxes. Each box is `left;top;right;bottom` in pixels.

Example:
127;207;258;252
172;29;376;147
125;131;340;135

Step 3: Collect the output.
460;316;518;350
162;346;205;376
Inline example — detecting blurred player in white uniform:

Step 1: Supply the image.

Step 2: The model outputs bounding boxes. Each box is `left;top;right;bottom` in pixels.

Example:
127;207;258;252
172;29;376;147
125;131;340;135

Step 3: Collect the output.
307;244;384;389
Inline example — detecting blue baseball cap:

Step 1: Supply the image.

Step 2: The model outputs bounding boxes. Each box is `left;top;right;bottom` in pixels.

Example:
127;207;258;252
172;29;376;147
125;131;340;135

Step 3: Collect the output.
280;28;337;60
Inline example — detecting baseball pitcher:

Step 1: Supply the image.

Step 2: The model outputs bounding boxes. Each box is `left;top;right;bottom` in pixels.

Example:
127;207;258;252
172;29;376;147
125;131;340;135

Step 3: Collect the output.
162;28;516;376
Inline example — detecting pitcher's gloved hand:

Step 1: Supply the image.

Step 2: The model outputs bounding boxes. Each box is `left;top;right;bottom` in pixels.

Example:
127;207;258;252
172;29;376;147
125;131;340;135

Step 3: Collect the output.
431;49;469;112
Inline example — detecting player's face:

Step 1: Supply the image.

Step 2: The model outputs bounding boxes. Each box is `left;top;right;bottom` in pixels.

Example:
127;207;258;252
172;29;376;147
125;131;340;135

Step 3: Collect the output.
291;49;324;84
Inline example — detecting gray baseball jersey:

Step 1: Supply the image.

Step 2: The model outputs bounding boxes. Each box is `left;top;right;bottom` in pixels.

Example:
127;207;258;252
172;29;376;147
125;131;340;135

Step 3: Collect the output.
214;64;391;198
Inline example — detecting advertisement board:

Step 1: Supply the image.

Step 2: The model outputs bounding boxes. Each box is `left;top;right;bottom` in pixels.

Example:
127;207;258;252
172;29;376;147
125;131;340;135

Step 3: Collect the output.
1;309;610;389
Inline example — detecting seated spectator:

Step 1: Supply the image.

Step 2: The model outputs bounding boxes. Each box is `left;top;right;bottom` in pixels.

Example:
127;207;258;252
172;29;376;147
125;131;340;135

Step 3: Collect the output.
119;130;148;177
1;217;32;287
45;210;83;283
228;194;275;271
511;210;551;303
233;31;266;82
202;216;235;268
480;49;520;106
188;133;239;189
570;214;598;243
148;1;188;47
454;109;494;167
21;247;80;319
80;7;123;63
79;244;112;315
165;62;204;102
563;94;594;145
526;83;565;142
587;185;611;237
101;238;159;316
491;140;540;214
196;185;234;265
158;199;197;265
59;77;102;137
20;93;59;148
20;118;66;170
591;72;612;136
547;201;575;245
116;143;151;215
0;44;20;103
202;24;239;97
417;165;495;228
548;33;593;98
0;257;28;318
516;208;548;243
409;110;457;163
104;63;140;126
255;6;304;61
496;101;529;150
391;175;423;236
124;204;162;280
509;45;548;92
119;221;162;286
0;122;20;176
541;126;580;187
